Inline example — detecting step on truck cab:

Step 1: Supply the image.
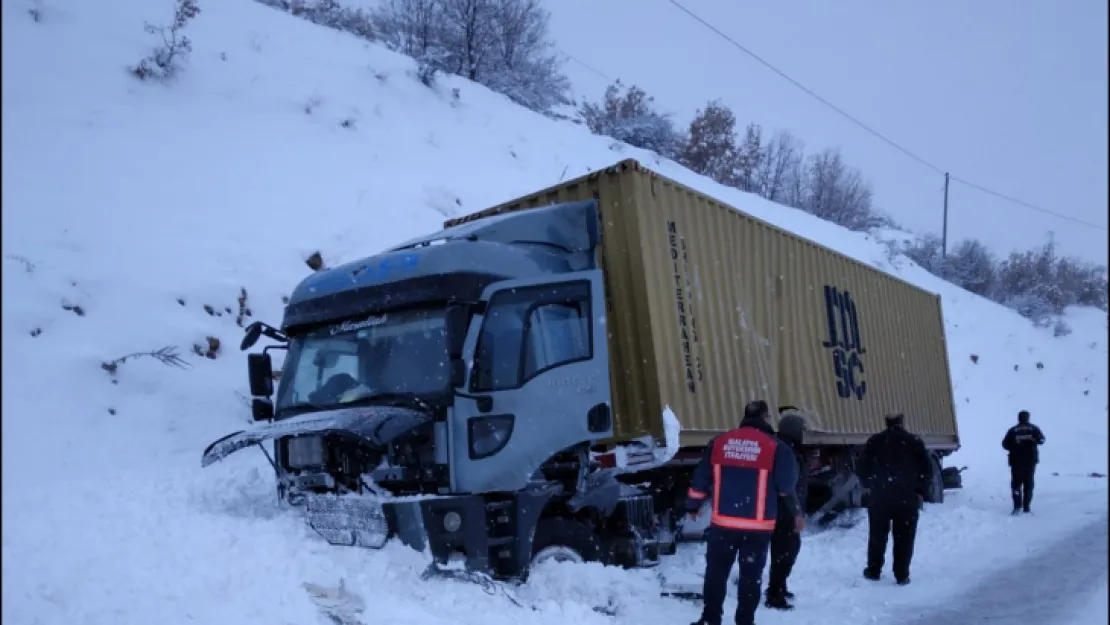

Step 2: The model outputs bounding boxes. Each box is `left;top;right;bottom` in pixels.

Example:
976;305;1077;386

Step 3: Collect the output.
202;159;960;580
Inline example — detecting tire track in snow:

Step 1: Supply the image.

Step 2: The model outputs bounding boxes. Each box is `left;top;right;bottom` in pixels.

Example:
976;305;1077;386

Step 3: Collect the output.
903;513;1109;624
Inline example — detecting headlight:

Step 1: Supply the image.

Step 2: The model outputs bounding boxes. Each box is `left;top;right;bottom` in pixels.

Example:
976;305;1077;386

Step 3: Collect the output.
467;415;515;460
286;435;326;469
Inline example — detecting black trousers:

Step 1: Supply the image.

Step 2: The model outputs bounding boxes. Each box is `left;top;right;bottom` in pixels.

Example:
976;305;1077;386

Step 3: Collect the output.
700;527;771;625
866;497;919;581
766;515;801;596
1010;465;1036;511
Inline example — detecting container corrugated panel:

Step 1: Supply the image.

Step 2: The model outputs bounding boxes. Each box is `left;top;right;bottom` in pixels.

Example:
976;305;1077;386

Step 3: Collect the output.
446;160;959;450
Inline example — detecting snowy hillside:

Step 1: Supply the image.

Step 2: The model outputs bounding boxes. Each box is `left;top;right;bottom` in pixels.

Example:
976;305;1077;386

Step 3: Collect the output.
2;1;1106;624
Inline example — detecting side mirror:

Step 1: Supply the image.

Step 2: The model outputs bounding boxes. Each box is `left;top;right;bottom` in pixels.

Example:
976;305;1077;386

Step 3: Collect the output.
241;321;289;351
251;398;274;421
241;322;263;351
248;353;274;396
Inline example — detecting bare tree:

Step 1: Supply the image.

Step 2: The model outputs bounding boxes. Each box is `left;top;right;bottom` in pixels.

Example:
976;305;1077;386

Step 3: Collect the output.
372;0;440;56
755;130;805;204
479;0;570;111
438;0;494;79
735;123;763;193
372;0;569;110
800;147;878;231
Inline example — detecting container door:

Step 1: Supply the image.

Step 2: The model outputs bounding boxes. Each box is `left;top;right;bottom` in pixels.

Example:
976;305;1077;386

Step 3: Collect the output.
450;270;612;494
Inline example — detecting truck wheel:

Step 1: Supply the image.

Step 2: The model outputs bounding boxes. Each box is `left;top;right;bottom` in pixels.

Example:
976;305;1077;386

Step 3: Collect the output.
925;454;945;504
531;518;603;567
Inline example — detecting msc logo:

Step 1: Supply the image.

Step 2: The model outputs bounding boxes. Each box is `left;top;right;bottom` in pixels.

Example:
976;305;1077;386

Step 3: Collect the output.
821;285;867;400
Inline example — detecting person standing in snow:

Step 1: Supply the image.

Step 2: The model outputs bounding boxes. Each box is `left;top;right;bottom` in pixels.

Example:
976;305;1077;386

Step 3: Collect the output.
1002;410;1046;515
685;400;803;625
764;411;809;611
856;413;933;586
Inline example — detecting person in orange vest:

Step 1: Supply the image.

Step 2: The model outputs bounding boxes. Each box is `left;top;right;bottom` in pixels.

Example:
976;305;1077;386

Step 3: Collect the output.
686;400;804;625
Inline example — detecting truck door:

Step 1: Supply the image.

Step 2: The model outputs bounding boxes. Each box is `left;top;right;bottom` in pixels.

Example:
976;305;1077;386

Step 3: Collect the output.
450;270;613;494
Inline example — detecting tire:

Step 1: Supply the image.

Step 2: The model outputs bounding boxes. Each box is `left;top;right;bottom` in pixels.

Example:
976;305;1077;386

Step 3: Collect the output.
530;518;603;567
925;454;945;504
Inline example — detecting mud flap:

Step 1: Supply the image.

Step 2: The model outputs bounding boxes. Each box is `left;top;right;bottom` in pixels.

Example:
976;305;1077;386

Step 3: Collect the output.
304;493;390;549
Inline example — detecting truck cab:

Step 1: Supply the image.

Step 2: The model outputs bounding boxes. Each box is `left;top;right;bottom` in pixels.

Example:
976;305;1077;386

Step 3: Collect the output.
202;199;669;579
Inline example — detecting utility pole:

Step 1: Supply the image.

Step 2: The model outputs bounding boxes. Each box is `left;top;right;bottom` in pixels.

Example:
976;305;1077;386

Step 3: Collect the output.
941;172;950;259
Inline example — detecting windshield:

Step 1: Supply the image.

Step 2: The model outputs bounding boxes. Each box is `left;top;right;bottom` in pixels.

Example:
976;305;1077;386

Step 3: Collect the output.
276;307;449;413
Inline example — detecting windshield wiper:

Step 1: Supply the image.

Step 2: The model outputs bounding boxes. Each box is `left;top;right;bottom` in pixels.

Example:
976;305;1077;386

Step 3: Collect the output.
279;393;433;417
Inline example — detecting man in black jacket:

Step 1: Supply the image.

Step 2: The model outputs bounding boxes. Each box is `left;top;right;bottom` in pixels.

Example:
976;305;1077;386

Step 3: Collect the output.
857;413;933;585
765;411;809;610
1002;410;1046;515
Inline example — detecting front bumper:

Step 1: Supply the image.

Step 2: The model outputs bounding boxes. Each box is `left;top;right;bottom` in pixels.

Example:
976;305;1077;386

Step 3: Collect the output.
301;492;494;571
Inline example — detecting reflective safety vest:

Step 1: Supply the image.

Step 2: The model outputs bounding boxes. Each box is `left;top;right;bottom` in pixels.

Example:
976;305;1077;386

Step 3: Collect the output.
687;425;780;532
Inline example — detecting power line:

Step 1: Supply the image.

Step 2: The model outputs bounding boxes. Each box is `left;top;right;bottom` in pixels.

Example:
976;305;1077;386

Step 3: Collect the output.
558;49;614;83
949;175;1104;229
663;0;1108;232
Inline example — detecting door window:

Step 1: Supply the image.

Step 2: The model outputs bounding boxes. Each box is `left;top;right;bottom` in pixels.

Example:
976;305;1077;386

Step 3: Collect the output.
471;281;592;392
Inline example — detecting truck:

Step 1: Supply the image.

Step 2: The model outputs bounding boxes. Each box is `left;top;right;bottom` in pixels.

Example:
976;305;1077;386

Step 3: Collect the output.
201;159;960;581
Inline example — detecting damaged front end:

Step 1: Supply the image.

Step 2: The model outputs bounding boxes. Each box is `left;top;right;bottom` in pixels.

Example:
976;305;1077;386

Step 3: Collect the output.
201;404;443;550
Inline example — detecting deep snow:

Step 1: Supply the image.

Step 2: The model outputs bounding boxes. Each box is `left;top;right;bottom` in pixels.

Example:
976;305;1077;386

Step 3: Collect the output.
2;1;1106;624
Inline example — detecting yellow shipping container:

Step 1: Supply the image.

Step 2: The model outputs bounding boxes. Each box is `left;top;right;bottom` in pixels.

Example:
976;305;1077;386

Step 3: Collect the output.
446;160;959;451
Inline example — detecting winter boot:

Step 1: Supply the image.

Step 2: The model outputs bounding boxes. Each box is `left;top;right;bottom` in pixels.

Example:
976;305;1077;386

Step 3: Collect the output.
1011;507;1022;516
764;593;794;611
863;568;881;581
896;577;911;586
782;587;795;600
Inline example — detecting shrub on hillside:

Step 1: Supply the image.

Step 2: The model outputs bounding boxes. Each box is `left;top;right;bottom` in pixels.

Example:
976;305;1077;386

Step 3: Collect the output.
904;235;1108;326
944;238;998;297
370;0;571;113
580;80;683;158
131;0;200;81
903;235;998;298
679;100;743;187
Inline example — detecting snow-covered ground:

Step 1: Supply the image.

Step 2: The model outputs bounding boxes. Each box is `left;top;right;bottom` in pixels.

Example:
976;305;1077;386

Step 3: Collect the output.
2;1;1106;624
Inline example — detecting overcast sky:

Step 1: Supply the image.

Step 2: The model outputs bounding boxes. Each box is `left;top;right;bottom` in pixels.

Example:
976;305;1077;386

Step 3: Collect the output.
543;0;1108;264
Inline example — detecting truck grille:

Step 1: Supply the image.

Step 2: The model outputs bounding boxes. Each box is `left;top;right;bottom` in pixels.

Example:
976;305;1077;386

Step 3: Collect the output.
620;494;656;530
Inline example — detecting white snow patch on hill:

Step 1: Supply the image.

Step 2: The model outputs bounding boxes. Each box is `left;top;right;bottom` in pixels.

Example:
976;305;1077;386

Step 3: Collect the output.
2;1;1106;624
